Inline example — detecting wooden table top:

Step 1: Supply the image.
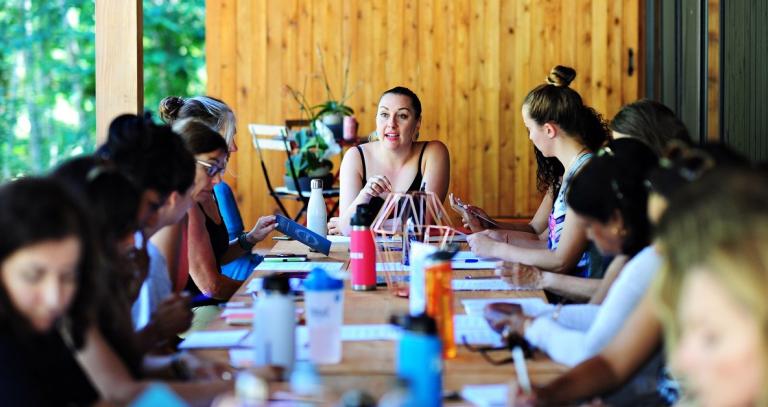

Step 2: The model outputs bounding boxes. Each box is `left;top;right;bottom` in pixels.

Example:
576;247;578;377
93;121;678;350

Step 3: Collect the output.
195;239;566;403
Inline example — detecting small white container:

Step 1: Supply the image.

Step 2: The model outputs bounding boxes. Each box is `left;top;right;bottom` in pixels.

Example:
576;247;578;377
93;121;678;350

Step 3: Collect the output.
303;268;344;364
306;179;328;237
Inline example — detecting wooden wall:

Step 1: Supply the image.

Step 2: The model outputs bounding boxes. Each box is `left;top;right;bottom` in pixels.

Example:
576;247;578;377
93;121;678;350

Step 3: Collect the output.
206;0;642;228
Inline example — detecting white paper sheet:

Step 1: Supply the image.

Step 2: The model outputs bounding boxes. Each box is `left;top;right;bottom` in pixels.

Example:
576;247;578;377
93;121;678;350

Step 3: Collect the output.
179;329;250;349
376;261;499;271
460;384;509;407
451;279;514;291
462;298;554;318
453;315;504;346
327;235;350;244
253;261;344;273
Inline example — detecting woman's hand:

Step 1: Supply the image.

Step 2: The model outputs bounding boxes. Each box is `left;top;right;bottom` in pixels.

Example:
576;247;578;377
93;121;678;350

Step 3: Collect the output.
482;302;533;337
246;215;277;243
496;262;544;289
327;217;341;235
449;193;494;232
150;293;193;341
467;231;501;258
361;175;392;199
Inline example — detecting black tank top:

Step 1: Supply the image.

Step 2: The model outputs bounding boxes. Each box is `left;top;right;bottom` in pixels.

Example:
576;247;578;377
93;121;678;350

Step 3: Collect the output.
357;142;428;224
186;203;230;296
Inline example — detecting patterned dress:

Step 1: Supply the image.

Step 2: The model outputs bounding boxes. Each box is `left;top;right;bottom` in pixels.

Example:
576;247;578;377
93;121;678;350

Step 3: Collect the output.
547;152;593;277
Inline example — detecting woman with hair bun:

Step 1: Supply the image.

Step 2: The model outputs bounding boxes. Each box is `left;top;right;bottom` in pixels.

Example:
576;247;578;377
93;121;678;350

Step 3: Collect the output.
156;96;275;283
466;66;609;285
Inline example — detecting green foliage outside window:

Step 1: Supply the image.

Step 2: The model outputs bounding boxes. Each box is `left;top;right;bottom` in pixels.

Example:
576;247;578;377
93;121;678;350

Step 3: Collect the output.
0;0;205;181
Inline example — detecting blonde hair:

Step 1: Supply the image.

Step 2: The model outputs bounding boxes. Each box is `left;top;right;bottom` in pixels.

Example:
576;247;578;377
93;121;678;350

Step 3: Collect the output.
654;168;768;405
159;96;237;148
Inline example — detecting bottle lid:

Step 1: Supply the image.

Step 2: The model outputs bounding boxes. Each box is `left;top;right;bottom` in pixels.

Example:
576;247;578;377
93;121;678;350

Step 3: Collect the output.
428;250;456;262
311;178;323;190
262;274;291;294
389;313;437;335
350;204;371;226
303;267;343;291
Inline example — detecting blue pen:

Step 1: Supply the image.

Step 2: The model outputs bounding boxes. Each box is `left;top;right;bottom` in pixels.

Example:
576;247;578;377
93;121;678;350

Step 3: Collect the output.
463;259;479;263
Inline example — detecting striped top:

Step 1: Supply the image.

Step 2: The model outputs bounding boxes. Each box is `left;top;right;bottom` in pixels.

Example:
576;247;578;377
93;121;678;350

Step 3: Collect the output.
547;152;593;277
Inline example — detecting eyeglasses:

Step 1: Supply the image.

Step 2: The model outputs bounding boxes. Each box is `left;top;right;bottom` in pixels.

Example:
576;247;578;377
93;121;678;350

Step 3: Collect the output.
461;332;535;366
196;160;227;177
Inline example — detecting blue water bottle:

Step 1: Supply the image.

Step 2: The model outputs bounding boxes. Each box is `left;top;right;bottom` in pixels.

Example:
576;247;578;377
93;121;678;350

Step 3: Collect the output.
392;313;442;407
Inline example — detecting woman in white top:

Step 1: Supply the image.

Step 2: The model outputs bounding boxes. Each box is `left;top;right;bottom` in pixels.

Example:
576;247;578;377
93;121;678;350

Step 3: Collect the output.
486;138;659;367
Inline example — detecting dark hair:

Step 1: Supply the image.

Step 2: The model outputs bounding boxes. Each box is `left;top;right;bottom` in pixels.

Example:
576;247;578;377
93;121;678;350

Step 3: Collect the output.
0;177;97;349
52;156;141;242
524;66;610;194
381;86;422;119
609;99;691;155
172;118;229;155
96;113;195;197
50;157;145;376
158;95;237;146
568;138;658;256
646;142;749;200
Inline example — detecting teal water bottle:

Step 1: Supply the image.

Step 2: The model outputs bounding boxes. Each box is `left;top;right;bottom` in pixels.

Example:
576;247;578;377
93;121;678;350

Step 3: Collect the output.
392;313;442;407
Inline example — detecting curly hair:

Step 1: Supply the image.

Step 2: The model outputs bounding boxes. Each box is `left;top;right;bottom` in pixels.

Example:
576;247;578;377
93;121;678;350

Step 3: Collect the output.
524;66;610;195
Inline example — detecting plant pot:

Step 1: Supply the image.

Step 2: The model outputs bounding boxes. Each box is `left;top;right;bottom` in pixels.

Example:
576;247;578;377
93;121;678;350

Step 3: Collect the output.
321;112;343;126
284;173;335;192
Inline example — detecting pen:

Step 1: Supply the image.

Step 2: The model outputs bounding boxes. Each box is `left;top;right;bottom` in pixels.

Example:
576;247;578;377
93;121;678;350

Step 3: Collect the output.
463;259;479;263
263;258;307;262
512;346;532;395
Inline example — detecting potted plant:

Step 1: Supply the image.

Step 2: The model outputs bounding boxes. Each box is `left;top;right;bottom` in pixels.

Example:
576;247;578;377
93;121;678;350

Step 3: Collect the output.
283;125;340;192
287;47;357;140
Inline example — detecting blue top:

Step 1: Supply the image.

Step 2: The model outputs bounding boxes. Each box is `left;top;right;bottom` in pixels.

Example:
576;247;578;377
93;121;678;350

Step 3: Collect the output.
547;152;593;277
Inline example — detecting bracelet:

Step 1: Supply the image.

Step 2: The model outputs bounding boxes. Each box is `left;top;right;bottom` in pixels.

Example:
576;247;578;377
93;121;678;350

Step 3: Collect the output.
238;232;255;251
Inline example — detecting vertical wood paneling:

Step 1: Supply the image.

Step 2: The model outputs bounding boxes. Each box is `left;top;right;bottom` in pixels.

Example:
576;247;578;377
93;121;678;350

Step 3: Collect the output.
206;0;643;225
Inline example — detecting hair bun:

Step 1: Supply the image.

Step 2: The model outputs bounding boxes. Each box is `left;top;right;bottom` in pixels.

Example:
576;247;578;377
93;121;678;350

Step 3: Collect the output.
159;96;185;124
546;65;577;87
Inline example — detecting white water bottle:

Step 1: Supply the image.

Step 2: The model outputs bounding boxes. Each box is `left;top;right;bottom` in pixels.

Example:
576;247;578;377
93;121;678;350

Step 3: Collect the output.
306;179;327;237
252;275;295;376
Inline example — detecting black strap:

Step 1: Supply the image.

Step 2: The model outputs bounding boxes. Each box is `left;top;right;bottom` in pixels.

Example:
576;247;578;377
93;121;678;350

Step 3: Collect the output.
416;142;428;177
356;145;367;182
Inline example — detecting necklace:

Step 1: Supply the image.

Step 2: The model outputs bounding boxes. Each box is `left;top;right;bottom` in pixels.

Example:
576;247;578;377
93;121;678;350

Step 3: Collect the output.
565;147;589;172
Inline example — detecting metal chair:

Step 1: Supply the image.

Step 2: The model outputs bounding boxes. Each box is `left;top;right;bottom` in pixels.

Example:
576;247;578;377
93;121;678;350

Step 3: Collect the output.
249;123;340;222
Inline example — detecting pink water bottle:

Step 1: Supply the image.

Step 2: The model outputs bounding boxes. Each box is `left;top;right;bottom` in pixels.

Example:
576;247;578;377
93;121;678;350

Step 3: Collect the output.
343;116;358;142
350;204;376;291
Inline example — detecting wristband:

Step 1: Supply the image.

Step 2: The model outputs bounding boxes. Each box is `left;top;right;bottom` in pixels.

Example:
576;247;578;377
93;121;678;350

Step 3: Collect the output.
238;232;255;251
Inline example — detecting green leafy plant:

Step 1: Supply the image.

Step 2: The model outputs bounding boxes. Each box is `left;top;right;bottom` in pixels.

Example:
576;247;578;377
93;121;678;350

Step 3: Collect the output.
284;47;354;179
284;127;334;178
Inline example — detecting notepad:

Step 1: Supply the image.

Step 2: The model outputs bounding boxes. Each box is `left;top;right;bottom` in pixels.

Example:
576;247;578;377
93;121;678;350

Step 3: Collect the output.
179;329;250;349
460;384;509;407
451;279;513;291
453;315;504;346
462;297;554;317
275;214;331;255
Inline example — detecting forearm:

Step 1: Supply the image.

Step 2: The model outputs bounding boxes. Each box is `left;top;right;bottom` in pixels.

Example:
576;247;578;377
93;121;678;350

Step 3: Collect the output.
494;221;536;233
489;243;574;274
339;193;372;236
187;269;241;299
536;356;622;405
220;242;251;265
540;272;601;302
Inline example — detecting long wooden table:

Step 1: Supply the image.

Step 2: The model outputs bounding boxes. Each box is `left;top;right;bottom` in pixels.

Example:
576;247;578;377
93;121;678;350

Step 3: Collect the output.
197;239;566;402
